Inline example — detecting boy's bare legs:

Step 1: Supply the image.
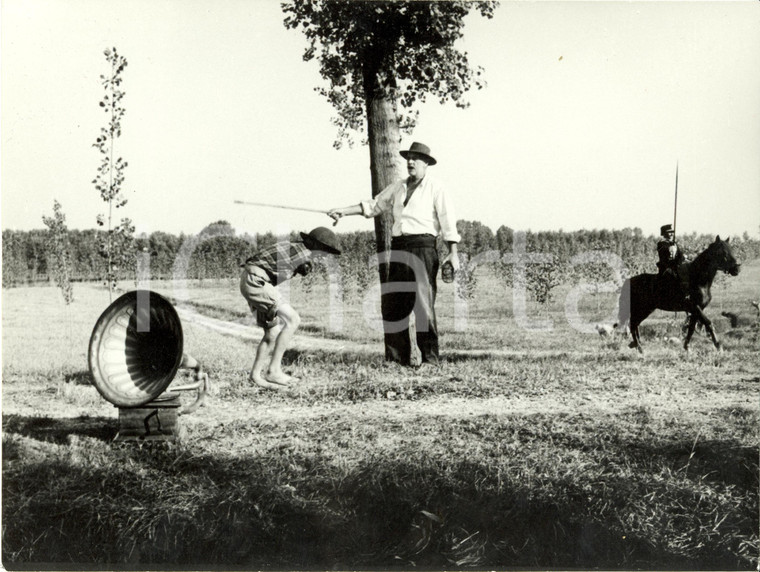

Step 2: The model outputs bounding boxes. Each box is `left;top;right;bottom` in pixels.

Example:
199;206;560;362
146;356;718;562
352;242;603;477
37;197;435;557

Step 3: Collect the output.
266;303;300;384
249;323;288;390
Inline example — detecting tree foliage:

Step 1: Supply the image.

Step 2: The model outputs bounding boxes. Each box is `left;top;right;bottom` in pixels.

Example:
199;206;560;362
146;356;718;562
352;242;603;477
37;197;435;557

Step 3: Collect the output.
457;220;495;255
41;201;75;304
93;47;135;297
282;0;497;147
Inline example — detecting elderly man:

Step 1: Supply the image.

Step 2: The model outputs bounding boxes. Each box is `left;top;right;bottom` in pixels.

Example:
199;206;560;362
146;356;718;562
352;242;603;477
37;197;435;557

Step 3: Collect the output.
328;142;460;366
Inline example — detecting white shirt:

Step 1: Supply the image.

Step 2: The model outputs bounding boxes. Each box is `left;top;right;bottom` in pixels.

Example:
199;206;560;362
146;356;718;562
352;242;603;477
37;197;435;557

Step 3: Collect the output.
359;175;461;243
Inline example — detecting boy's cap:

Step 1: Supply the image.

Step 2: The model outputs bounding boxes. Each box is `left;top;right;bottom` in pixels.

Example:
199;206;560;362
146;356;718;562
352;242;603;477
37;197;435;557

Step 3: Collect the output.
300;227;341;255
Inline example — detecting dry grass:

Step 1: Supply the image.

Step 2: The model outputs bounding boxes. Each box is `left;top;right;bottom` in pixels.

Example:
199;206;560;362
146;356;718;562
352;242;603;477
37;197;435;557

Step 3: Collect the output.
2;262;759;569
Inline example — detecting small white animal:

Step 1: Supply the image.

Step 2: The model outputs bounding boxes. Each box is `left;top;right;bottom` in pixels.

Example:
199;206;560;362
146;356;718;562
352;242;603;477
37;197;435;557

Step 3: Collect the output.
595;323;616;337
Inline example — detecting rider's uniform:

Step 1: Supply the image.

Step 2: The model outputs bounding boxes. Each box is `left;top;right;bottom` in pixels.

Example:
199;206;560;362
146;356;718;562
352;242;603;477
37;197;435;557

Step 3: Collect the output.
657;238;685;275
656;224;689;299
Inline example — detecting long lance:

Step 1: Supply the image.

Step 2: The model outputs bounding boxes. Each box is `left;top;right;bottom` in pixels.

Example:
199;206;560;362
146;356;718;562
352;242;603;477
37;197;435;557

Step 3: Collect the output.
233;200;329;214
234;200;339;226
673;163;679;236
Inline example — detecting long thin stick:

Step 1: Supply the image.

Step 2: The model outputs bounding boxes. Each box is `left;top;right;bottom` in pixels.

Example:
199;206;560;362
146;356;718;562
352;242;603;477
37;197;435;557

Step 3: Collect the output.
234;200;329;214
673;163;679;236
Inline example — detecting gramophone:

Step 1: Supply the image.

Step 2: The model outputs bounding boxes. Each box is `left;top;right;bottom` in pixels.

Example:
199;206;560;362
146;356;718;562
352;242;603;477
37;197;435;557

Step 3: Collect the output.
88;290;209;441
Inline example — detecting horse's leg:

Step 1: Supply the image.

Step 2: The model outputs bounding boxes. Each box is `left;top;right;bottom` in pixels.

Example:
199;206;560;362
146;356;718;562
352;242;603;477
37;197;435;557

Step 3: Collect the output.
692;306;721;350
632;324;644;353
627;315;645;353
627;322;638;349
683;313;698;351
630;304;655;354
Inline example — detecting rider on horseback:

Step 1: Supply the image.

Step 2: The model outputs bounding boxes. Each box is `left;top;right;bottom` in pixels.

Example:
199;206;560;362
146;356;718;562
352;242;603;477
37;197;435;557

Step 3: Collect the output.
656;224;689;300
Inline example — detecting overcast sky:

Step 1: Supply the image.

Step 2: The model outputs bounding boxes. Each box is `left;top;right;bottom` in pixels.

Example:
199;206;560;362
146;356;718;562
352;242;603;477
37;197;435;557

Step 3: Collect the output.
2;0;759;239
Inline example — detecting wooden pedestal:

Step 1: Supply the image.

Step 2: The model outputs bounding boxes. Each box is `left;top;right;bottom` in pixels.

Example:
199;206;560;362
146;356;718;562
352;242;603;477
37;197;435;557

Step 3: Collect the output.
114;393;181;442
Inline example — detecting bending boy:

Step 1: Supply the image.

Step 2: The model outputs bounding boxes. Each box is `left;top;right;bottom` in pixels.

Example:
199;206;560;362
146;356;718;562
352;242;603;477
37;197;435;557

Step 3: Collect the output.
239;227;341;389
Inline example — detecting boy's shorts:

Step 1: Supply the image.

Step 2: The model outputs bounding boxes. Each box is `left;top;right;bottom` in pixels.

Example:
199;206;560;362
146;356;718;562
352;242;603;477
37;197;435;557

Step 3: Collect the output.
239;266;282;329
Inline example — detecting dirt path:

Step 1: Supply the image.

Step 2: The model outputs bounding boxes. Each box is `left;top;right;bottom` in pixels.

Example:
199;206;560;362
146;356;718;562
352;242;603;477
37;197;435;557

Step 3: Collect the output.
176;306;604;359
177;307;377;353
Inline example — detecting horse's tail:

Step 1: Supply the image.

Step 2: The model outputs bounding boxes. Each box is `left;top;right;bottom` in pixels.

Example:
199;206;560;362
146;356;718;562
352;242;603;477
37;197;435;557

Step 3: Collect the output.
616;278;632;331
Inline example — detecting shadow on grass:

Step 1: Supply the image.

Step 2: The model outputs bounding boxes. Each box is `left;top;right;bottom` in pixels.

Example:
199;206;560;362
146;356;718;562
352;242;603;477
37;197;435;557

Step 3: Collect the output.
281;347;381;366
64;371;94;386
2;423;755;571
281;347;505;366
0;449;646;570
514;414;759;491
2;414;116;444
444;351;506;363
639;438;757;490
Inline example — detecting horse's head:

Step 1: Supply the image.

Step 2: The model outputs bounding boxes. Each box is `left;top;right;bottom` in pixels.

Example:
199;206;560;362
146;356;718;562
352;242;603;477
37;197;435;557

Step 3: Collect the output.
712;235;741;276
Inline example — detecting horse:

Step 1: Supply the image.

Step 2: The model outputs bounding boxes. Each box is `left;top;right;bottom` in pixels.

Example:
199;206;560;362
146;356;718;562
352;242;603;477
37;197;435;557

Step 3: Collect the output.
617;236;740;353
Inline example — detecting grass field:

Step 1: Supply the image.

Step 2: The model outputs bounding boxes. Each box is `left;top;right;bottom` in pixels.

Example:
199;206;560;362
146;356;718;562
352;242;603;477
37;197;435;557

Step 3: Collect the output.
2;261;759;570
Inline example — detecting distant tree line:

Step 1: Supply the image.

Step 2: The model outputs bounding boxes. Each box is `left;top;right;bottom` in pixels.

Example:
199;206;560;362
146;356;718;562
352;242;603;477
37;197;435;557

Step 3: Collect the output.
1;220;381;292
2;221;255;287
456;220;760;269
4;222;760;302
454;221;760;303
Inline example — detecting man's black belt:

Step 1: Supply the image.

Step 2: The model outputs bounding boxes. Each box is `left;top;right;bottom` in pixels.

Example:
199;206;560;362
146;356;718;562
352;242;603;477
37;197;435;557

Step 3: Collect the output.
391;234;436;249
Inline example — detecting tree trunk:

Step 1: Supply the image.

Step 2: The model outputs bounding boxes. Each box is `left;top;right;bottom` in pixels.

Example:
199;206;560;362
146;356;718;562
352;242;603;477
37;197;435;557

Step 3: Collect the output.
364;67;402;284
364;64;403;358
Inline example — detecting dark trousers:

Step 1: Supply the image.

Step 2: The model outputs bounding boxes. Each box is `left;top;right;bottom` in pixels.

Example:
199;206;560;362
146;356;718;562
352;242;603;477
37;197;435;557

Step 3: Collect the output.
381;235;440;365
659;265;690;299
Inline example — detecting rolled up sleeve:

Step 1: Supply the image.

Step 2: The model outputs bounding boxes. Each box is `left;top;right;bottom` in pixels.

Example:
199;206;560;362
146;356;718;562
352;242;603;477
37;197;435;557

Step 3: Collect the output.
434;185;461;243
360;182;397;218
359;198;380;217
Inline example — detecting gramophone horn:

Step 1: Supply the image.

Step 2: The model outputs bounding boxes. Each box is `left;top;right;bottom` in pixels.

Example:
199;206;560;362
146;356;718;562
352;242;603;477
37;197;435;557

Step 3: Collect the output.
88;290;184;407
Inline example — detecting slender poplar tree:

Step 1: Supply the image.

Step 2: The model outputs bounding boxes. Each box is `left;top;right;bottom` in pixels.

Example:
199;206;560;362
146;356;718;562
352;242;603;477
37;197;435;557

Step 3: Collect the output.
93;47;135;299
42;200;75;305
